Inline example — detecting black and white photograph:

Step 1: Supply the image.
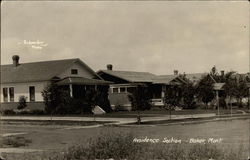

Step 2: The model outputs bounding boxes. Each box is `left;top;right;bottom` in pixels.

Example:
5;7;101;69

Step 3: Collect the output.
0;1;250;159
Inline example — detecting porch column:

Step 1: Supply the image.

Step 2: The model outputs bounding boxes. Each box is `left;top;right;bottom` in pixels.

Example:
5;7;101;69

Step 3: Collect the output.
161;85;166;99
69;84;73;97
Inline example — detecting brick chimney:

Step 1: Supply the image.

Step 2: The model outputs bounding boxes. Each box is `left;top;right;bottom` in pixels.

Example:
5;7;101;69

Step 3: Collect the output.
174;70;178;75
107;64;113;70
221;70;225;76
12;55;20;67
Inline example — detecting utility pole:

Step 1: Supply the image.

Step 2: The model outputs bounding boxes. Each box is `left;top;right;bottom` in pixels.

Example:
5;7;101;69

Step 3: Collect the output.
216;90;219;117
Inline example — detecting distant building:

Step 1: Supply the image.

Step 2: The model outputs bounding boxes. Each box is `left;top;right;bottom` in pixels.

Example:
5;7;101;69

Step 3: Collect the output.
97;65;186;110
1;55;111;111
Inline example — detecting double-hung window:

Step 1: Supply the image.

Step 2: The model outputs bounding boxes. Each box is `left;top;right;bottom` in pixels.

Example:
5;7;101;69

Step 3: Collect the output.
29;86;35;101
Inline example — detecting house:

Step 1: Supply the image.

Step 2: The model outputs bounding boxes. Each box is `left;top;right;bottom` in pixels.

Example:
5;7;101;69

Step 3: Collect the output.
97;65;186;110
1;55;111;111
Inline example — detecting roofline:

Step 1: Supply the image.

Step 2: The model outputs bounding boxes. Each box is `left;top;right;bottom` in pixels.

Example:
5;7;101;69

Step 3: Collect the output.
97;70;131;83
1;58;79;66
74;59;103;80
1;79;51;84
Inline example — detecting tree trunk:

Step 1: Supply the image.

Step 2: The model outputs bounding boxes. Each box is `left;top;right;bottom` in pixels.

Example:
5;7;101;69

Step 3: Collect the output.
229;96;232;116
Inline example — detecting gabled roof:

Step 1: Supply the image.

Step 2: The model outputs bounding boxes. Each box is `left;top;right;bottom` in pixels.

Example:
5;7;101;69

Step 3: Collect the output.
56;77;112;86
97;70;156;83
184;73;208;82
152;75;183;85
1;58;101;84
184;73;216;84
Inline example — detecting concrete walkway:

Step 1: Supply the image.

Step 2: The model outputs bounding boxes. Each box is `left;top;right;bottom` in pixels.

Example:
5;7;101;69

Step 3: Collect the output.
0;113;216;126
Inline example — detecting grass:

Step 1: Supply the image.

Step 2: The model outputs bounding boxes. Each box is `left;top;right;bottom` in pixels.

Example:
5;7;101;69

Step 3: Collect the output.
0;120;113;126
1;131;246;160
2;107;248;119
0;136;32;148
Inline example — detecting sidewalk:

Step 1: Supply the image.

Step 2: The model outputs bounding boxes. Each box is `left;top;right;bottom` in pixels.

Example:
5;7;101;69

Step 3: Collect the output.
0;113;216;125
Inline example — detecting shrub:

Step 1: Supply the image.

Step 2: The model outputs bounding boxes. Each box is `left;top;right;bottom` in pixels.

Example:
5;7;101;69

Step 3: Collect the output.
2;109;16;115
17;96;27;110
0;136;32;148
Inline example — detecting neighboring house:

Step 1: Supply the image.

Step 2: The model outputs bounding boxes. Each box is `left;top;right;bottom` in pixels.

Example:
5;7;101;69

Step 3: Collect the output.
97;65;186;110
184;73;213;85
1;55;111;111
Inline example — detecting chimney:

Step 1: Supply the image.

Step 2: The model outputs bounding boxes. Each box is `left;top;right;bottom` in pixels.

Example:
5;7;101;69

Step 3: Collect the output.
221;70;225;76
12;55;20;67
107;64;113;70
174;70;178;75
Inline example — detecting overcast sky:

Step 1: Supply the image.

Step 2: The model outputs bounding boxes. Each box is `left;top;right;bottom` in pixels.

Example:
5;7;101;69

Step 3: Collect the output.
1;1;249;75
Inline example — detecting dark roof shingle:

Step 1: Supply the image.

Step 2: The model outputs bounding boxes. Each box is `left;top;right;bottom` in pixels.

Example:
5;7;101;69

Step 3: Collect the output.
99;70;156;83
56;77;112;86
1;59;79;83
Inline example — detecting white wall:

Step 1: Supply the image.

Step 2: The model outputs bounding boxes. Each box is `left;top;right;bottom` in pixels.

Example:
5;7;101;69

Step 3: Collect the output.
1;81;49;103
58;62;96;79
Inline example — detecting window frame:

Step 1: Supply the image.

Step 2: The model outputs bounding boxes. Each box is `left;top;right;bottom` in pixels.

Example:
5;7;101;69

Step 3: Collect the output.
3;87;8;102
119;87;126;93
71;69;78;75
112;88;119;93
9;87;14;102
29;86;35;102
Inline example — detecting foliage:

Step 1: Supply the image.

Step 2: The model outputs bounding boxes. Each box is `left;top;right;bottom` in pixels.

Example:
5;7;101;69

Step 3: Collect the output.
95;86;112;113
1;109;16;115
128;85;152;111
181;82;196;109
0;136;32;148
17;96;27;110
42;82;112;115
234;75;248;107
196;74;215;108
42;83;72;115
164;85;182;109
14;132;245;160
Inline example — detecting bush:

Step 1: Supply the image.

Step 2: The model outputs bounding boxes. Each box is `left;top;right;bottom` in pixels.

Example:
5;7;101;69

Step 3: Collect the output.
17;96;27;110
2;109;16;115
0;136;32;148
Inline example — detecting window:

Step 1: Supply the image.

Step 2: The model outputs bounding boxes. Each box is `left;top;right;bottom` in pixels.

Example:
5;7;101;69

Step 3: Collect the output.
29;86;35;101
9;87;14;102
112;88;118;93
120;87;126;93
3;88;8;102
71;69;78;75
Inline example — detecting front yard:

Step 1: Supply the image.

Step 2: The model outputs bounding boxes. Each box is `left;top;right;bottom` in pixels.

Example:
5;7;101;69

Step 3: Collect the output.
0;117;249;159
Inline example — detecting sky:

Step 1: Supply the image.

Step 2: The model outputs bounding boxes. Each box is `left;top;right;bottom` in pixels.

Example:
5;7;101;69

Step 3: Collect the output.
1;1;249;75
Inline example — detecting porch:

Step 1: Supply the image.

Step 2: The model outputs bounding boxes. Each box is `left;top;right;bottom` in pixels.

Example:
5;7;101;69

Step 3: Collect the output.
56;77;112;112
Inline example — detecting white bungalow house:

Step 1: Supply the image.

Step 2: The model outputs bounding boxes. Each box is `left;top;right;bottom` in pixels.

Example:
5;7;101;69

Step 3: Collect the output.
1;55;111;111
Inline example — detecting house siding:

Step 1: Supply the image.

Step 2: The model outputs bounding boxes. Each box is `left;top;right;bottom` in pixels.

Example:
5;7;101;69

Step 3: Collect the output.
0;81;49;103
58;62;96;79
1;102;45;111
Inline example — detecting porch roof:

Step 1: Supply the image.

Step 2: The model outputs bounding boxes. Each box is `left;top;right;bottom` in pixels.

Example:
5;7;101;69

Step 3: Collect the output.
56;77;113;86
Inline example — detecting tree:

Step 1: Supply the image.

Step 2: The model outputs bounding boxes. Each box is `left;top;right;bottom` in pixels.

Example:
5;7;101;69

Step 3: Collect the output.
17;96;27;110
196;75;215;109
41;82;71;116
222;71;237;111
128;85;152;124
164;85;182;119
181;83;196;109
234;75;248;108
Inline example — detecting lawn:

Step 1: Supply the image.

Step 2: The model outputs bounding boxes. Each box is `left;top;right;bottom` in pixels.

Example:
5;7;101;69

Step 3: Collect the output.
0;119;113;126
0;118;249;159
